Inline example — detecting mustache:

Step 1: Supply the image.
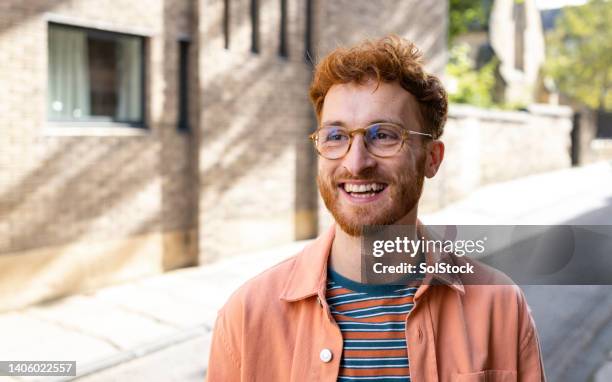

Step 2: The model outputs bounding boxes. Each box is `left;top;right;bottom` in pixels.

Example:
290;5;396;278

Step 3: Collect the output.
328;168;393;183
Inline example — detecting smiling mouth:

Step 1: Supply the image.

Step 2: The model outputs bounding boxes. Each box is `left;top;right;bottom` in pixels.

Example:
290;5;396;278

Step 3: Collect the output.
338;182;388;198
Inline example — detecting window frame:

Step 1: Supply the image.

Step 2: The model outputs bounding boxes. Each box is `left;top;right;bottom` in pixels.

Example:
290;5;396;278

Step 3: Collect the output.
304;0;314;64
177;38;191;132
250;0;260;54
279;0;288;58
46;22;147;129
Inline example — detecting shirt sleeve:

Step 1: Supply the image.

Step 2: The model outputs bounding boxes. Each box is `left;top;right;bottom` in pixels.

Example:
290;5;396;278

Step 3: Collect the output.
205;310;241;382
517;290;547;382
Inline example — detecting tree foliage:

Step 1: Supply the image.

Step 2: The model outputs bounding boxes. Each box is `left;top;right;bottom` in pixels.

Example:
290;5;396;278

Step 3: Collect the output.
544;0;612;110
446;44;498;107
448;0;491;43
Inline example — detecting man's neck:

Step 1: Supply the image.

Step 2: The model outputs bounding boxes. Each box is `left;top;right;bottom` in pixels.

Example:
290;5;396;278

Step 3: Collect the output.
329;211;419;283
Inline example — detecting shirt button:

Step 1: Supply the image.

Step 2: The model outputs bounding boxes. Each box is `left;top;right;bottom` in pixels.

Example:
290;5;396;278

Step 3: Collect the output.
320;348;333;363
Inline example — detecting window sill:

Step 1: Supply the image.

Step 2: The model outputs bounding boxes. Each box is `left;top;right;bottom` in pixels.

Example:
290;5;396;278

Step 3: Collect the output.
43;124;151;137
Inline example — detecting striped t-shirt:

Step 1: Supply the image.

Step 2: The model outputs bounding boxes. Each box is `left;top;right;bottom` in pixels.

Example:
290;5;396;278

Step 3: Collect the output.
326;268;418;382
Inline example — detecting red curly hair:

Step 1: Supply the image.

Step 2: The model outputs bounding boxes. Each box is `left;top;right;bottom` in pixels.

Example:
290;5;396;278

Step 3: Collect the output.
309;35;448;139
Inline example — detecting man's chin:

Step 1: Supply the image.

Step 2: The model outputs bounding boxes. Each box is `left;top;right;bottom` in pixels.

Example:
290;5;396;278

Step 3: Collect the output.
336;222;364;237
334;214;384;237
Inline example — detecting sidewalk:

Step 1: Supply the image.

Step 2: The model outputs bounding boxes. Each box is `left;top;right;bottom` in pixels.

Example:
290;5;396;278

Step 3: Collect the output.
1;161;611;381
0;240;306;382
423;160;612;225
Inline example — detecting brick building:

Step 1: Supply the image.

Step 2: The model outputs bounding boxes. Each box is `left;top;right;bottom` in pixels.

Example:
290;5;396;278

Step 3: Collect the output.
0;0;448;310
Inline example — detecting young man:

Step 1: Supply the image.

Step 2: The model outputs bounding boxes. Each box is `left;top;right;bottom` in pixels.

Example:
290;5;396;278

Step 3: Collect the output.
205;35;546;382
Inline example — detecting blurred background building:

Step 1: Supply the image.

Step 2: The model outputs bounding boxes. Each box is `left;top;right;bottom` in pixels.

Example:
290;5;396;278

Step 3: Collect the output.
0;0;610;312
0;0;449;311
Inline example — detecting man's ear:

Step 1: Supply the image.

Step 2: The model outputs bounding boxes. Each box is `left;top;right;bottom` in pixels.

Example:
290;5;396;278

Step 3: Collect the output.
424;140;444;178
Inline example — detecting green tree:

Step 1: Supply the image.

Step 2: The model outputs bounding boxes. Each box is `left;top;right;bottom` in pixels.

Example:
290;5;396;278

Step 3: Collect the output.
545;0;612;110
446;44;497;107
448;0;491;43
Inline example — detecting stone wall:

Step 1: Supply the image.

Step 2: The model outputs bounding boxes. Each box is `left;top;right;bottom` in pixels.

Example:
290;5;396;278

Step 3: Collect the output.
421;104;572;211
424;104;572;215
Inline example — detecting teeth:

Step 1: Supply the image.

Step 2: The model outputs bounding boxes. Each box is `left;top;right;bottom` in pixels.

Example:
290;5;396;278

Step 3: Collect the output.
352;192;376;198
343;183;385;193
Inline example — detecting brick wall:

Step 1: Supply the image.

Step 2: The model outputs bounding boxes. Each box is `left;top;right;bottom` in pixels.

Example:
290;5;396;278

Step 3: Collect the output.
0;0;197;311
196;0;317;262
0;0;450;309
315;0;448;76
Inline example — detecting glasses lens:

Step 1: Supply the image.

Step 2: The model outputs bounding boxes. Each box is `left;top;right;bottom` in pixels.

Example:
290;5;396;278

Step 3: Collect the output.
317;126;349;158
365;124;403;156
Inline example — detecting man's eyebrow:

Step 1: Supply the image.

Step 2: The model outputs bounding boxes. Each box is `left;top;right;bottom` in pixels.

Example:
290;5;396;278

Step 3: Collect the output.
320;120;346;127
368;118;405;127
320;119;405;127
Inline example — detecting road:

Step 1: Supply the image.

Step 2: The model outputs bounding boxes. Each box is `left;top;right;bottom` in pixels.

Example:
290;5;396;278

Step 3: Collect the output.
523;180;612;382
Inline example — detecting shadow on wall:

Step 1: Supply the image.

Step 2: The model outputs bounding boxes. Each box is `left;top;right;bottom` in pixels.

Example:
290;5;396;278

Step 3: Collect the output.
0;137;161;254
197;56;316;261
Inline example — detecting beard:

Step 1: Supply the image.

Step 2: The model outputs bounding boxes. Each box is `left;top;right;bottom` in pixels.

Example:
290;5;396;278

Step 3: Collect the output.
317;158;425;237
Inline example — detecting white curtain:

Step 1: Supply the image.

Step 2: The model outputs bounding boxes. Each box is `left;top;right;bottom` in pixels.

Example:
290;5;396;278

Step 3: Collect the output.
48;26;90;119
116;36;141;122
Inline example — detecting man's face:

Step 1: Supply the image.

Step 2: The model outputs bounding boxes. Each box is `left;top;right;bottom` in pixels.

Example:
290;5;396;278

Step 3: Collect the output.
317;79;430;236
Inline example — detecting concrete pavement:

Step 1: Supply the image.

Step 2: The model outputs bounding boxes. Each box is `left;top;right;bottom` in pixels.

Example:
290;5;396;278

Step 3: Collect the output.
0;241;306;382
1;160;611;381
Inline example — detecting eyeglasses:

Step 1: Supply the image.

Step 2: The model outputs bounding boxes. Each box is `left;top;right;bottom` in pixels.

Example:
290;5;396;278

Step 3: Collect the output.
309;122;433;160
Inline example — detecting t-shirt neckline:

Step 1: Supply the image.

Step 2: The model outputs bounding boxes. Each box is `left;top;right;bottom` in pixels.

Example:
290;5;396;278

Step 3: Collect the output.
327;267;418;296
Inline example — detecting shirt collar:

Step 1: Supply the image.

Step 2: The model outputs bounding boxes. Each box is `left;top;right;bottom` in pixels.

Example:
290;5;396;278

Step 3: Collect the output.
279;224;335;302
279;221;464;302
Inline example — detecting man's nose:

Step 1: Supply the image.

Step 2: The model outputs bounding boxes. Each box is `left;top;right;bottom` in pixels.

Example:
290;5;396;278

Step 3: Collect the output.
341;134;377;176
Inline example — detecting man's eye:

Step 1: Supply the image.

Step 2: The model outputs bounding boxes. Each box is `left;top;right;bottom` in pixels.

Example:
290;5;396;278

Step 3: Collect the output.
370;128;399;140
373;132;391;139
328;133;346;141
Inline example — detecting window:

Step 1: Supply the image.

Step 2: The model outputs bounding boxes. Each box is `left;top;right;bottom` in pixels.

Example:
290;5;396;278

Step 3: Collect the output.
279;0;288;58
178;40;190;131
250;0;260;53
304;0;313;64
47;23;145;126
223;0;230;49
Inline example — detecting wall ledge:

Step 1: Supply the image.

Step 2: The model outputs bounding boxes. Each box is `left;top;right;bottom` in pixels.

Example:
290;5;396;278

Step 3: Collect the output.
449;103;574;122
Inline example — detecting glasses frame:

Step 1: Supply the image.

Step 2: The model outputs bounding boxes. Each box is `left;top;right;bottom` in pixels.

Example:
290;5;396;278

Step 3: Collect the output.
309;122;434;159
